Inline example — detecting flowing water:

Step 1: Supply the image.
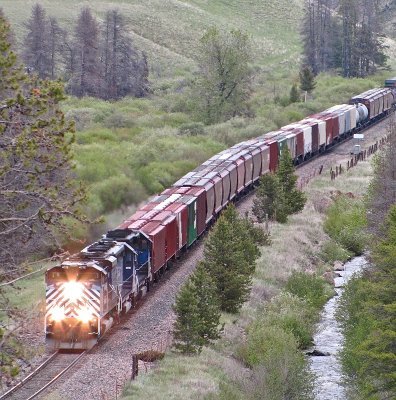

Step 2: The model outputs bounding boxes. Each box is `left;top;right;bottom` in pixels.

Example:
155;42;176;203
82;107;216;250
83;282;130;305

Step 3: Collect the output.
309;256;368;400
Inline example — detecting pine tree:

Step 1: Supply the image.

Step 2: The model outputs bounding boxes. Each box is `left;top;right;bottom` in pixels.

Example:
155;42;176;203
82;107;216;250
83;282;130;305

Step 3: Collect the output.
172;264;221;354
252;174;281;222
0;9;87;373
68;7;101;97
253;148;306;224
22;3;51;78
172;279;203;354
299;65;316;94
202;205;258;312
289;83;300;103
277;147;306;217
190;264;222;344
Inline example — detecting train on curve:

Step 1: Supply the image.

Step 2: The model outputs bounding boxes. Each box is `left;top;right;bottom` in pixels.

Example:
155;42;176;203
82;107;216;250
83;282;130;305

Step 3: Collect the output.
45;80;396;350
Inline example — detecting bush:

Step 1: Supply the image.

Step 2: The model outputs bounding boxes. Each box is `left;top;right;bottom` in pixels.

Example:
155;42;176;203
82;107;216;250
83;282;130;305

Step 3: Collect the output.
320;239;352;263
238;325;314;400
260;292;316;348
93;175;146;214
285;271;330;310
324;196;367;255
178;122;206;136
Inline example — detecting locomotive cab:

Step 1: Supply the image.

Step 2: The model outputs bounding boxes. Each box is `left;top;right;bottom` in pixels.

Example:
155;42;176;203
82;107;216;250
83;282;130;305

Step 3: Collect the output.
45;264;103;350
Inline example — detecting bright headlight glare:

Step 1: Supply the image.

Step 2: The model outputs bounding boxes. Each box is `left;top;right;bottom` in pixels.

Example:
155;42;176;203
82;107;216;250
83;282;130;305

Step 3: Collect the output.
63;281;84;302
50;306;65;322
77;306;93;323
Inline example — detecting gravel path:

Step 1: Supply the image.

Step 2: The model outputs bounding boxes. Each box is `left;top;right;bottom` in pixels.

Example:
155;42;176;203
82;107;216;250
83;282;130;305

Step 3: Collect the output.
5;114;392;400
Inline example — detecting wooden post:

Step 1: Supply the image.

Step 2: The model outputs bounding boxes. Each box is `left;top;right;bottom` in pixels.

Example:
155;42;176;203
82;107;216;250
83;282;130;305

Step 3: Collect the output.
131;354;139;380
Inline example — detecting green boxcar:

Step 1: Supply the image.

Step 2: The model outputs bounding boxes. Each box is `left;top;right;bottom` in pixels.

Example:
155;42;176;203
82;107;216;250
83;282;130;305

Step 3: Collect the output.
180;195;197;246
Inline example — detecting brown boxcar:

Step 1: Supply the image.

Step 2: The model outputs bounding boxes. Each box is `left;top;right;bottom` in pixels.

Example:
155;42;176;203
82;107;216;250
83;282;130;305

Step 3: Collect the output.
140;221;167;274
165;202;188;250
150;211;178;260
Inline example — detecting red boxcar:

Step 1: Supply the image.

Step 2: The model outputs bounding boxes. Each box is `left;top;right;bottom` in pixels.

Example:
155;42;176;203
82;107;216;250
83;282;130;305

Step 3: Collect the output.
140;221;166;274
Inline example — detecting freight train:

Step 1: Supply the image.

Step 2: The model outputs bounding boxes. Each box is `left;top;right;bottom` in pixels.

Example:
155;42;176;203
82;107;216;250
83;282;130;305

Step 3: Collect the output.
45;82;396;350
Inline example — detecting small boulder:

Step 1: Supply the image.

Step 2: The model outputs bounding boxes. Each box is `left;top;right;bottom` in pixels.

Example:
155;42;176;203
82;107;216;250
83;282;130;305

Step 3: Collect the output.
322;271;335;286
306;349;331;357
333;261;344;271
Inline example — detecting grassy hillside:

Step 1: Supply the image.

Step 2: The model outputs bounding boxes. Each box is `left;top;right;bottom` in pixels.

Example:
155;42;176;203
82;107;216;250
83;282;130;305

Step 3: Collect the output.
1;0;304;85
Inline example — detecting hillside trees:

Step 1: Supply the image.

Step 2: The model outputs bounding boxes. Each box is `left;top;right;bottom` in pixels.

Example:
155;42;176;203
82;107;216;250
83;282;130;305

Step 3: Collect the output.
301;0;387;77
21;5;149;99
68;7;101;97
100;10;149;100
22;3;52;78
196;27;253;124
366;118;396;238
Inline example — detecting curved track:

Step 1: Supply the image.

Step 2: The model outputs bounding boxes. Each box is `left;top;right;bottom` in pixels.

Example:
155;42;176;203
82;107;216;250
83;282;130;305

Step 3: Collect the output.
0;351;86;400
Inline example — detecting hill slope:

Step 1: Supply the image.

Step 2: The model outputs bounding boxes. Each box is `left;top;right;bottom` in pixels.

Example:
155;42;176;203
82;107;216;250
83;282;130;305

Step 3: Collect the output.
1;0;304;81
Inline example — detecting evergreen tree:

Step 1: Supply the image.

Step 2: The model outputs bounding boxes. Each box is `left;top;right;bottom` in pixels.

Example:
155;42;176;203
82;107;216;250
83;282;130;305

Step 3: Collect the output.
100;9;149;100
190;264;222;344
277;147;306;216
252;174;281;222
172;279;203;354
299;65;316;94
253;148;306;224
172;264;221;354
0;11;87;279
0;9;87;372
202;205;258;312
22;3;51;78
68;7;101;97
196;27;253;124
289;83;300;103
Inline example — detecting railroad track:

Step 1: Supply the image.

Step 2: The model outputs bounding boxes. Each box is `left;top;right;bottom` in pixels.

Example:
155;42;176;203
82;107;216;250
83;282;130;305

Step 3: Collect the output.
0;351;86;400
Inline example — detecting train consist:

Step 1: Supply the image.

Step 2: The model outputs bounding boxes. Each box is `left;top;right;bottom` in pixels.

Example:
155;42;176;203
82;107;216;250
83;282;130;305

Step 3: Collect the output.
45;83;395;349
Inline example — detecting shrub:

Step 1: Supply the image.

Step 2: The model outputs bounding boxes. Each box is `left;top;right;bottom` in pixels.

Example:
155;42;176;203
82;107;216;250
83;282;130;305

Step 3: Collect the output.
285;271;330;310
93;175;146;213
262;292;316;348
324;196;367;255
238;325;314;400
320;239;352;263
178;122;206;136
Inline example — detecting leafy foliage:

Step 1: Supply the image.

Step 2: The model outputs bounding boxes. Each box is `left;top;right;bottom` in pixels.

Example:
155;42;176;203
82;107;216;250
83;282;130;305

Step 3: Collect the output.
195;27;253;124
285;271;330;310
324;196;367;255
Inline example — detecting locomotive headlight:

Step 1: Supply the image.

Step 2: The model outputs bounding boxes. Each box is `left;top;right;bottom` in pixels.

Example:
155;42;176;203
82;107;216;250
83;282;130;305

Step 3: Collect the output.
76;306;93;323
50;305;65;322
63;281;84;302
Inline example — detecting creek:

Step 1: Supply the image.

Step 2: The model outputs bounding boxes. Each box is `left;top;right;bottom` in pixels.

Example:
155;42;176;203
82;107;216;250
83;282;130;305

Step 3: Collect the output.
309;256;368;400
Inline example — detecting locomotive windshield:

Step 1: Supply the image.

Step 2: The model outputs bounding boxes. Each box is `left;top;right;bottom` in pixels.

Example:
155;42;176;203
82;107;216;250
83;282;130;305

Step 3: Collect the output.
46;266;101;284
